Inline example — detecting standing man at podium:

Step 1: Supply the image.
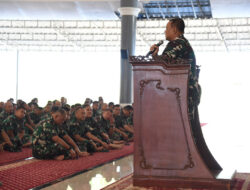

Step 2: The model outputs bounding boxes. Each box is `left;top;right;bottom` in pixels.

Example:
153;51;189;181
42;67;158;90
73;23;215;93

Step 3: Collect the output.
150;18;201;126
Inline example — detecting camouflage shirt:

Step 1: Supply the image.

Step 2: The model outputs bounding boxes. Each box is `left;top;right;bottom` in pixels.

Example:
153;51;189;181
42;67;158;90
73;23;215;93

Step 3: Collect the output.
32;117;67;147
121;114;131;127
85;116;105;136
0;111;13;127
162;35;196;79
162;35;201;117
29;112;41;124
68;117;90;138
2;115;25;136
114;115;123;129
98;117;113;134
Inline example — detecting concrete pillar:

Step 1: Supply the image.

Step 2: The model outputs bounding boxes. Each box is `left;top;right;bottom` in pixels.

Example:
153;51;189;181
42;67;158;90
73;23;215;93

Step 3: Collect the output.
118;0;140;104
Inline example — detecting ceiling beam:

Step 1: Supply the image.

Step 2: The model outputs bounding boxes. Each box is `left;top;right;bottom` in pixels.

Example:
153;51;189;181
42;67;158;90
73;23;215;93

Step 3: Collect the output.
190;0;197;19
174;0;181;18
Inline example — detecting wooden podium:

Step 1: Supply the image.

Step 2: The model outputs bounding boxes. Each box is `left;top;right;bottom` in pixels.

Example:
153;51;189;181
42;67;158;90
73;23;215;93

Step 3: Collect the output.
130;56;234;190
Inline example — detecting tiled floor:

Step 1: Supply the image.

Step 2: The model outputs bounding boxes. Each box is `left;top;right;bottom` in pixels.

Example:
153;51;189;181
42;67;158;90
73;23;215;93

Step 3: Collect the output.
41;155;134;190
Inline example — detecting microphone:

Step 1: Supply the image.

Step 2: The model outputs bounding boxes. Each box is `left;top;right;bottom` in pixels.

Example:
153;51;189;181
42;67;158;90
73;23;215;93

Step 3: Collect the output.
146;40;164;57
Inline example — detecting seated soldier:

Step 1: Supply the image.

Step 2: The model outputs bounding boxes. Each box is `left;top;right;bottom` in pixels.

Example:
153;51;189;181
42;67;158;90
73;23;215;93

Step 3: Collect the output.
28;98;38;111
71;106;123;151
61;97;67;107
84;98;92;106
92;101;99;119
0;101;14;146
29;107;43;125
17;100;36;136
0;102;4;112
69;106;110;152
2;105;30;152
98;109;127;145
121;105;134;136
96;103;108;121
32;108;88;160
84;105;123;147
53;100;62;107
61;104;71;134
0;101;14;125
108;102;114;111
113;104;133;141
40;104;52;121
84;104;105;141
0;125;7;152
98;96;104;110
126;105;134;126
0;101;13;148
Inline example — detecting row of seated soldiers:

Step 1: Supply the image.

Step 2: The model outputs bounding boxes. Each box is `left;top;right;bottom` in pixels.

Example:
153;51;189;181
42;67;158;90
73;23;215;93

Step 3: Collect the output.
0;99;134;160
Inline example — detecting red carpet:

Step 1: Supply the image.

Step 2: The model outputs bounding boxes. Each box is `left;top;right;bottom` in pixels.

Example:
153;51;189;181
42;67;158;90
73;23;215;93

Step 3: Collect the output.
0;143;133;190
0;148;32;166
102;173;250;190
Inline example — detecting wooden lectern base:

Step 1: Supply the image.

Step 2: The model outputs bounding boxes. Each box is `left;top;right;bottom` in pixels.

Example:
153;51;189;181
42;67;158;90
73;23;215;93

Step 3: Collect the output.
133;175;233;190
130;57;234;190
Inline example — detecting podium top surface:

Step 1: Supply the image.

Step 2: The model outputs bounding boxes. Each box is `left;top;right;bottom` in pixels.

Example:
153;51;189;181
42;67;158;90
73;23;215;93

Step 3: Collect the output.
129;56;191;70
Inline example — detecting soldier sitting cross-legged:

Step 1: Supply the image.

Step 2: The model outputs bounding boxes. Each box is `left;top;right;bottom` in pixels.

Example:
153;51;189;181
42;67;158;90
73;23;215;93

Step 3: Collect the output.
32;107;88;161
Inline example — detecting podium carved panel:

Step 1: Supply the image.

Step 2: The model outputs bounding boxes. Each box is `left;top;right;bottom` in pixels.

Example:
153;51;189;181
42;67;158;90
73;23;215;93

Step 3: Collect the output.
130;56;233;190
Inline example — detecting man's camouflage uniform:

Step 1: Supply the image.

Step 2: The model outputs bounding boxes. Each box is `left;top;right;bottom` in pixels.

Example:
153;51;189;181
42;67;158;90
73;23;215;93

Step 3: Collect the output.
40;112;51;122
0;111;12;128
29;111;41;125
68;117;95;153
115;114;133;139
2;115;30;152
32;117;71;159
0;125;4;144
92;109;100;120
98;117;123;141
24;113;35;135
85;116;105;141
0;111;12;144
161;34;201;120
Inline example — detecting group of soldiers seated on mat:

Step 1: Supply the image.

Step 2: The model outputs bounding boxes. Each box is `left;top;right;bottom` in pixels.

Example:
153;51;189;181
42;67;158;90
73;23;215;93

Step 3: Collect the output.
0;97;134;161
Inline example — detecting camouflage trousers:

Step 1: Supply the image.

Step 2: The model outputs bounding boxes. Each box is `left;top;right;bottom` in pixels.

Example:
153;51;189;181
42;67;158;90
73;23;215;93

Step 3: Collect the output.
123;130;133;139
109;131;124;141
4;135;30;152
188;80;201;121
32;143;71;160
76;139;96;153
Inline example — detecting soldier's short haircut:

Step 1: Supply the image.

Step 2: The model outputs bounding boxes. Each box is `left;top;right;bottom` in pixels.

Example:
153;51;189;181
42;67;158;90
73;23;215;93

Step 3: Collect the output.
47;101;52;105
16;105;25;110
51;106;66;115
17;99;27;107
114;104;120;108
82;104;90;109
102;108;112;113
62;104;70;112
169;18;185;34
57;109;66;115
51;106;60;113
75;106;84;112
93;101;99;104
123;105;133;111
74;103;82;108
108;102;114;107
